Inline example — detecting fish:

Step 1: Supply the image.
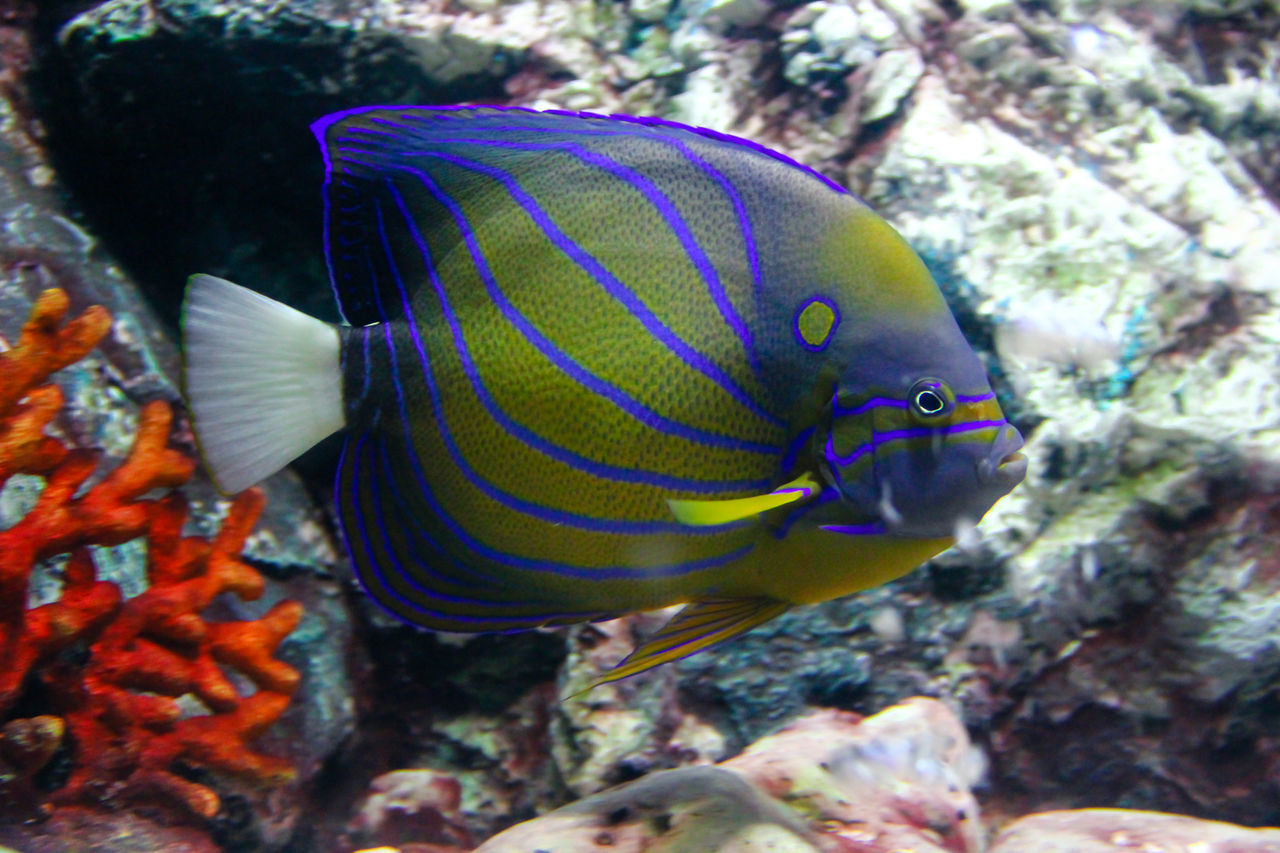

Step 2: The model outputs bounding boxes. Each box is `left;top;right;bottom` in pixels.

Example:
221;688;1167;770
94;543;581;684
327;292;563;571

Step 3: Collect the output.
181;105;1027;686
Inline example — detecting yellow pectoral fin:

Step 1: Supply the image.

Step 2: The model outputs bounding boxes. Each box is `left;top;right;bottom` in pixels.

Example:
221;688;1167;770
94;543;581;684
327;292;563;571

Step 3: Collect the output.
575;598;790;694
667;472;821;526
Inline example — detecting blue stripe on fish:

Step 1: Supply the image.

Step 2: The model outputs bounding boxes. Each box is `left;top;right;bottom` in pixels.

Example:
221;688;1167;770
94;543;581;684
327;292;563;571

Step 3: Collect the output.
825;418;1008;468
336;194;762;584
341;432;612;629
774;486;841;539
382;180;773;495
834;396;909;417
409;146;769;409
342;122;769;379
370;195;748;536
821;522;887;535
338;138;778;428
340;154;778;456
780;426;815;474
345;121;768;380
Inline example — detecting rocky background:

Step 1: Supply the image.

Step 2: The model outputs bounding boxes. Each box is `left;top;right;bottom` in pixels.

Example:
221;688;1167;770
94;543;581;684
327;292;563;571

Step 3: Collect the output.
0;0;1278;850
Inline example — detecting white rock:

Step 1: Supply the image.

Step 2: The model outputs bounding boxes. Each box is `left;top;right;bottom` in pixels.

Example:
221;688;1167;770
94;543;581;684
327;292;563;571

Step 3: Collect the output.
700;0;773;29
669;65;739;130
811;2;861;53
629;0;669;24
861;47;924;122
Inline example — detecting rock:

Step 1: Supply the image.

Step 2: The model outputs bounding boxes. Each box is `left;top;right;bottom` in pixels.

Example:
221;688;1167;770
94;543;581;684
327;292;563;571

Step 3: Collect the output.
0;806;220;853
628;0;671;25
722;700;984;852
321;630;571;848
698;0;773;31
811;3;862;53
553;613;731;799
349;769;474;850
989;809;1280;852
860;47;924;121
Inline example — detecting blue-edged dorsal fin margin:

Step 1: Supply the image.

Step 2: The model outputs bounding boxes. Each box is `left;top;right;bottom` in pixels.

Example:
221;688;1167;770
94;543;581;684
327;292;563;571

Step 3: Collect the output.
568;597;790;696
310;103;850;328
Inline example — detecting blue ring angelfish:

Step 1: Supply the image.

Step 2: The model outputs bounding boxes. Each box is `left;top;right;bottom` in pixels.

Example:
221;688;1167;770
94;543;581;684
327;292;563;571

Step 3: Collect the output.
179;105;1028;692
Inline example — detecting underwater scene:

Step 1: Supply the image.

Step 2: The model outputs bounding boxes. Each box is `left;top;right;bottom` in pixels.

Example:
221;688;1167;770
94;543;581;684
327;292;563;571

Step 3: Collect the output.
1;0;1278;850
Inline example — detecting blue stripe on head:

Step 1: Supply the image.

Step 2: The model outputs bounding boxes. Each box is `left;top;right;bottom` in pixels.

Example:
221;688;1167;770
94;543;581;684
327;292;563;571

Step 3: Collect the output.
825;417;1007;468
833;396;908;417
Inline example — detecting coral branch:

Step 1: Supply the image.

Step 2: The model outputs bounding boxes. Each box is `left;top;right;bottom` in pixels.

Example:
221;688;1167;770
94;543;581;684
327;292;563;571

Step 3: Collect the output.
0;288;303;824
0;288;110;428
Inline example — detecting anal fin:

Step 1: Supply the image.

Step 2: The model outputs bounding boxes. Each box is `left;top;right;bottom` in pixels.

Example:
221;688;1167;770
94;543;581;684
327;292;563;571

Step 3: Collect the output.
580;598;790;693
667;473;820;526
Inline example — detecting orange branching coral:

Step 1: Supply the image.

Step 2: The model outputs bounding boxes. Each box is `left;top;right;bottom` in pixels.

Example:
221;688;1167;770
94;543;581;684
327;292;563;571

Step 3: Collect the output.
0;288;303;822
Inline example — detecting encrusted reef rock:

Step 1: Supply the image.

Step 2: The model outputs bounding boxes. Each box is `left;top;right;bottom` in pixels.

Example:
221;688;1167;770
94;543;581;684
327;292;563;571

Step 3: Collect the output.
357;698;1280;852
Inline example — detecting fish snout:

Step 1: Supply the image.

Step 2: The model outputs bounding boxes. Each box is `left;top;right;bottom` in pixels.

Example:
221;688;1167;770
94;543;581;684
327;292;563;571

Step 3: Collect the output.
978;425;1027;493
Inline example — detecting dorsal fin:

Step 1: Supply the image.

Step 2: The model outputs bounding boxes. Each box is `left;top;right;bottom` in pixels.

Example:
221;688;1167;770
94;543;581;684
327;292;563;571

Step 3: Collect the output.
311;105;850;326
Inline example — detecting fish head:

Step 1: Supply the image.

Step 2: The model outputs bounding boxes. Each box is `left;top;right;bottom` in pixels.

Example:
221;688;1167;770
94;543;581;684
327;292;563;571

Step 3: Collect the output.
820;345;1026;540
794;198;1026;539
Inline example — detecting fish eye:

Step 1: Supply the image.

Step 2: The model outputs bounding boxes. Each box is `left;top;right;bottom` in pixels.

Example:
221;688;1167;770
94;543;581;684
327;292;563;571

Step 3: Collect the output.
908;379;954;420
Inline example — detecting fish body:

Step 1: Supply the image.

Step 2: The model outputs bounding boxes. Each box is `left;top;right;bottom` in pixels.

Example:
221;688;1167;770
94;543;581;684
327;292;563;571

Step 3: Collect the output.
182;106;1026;683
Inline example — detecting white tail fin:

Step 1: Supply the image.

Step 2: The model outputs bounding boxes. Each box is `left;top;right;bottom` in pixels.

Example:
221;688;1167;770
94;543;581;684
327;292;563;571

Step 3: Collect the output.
182;274;344;494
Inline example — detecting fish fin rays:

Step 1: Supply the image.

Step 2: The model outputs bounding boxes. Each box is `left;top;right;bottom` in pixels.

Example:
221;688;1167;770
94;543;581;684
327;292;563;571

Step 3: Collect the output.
573;598;789;695
667;472;820;526
181;274;344;493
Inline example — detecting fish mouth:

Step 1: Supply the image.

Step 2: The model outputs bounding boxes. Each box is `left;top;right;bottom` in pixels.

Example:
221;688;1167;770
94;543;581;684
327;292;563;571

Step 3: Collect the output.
977;426;1027;490
999;450;1026;468
989;449;1028;491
